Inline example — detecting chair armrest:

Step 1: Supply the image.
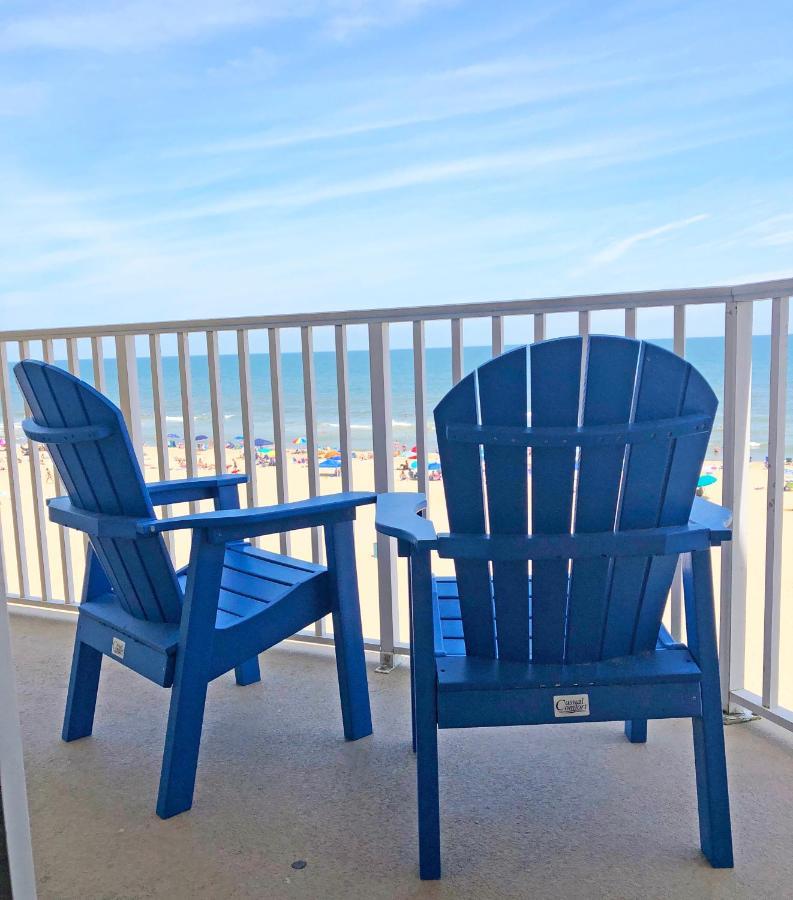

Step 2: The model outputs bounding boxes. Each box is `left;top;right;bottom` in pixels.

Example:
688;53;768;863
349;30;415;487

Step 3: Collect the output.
48;497;141;538
146;474;248;506
689;497;732;544
375;493;437;550
137;492;377;543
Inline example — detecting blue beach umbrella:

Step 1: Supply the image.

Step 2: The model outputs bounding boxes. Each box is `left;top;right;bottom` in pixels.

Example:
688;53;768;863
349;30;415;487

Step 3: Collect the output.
254;438;273;446
698;474;717;488
319;457;341;468
428;462;441;472
195;434;209;441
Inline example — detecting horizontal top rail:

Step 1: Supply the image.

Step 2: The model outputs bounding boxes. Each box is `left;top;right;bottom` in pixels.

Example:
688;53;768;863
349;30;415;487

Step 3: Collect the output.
1;277;791;342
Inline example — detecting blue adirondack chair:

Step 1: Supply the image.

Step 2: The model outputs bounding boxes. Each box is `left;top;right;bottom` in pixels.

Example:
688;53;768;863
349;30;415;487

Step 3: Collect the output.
15;360;375;819
375;337;733;879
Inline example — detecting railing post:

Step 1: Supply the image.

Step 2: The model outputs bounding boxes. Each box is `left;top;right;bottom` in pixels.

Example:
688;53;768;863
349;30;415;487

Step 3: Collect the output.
268;328;290;555
670;305;687;640
533;313;546;343
335;325;353;492
413;321;428;499
115;334;143;465
624;307;637;338
762;296;789;709
491;315;504;357
369;322;398;671
719;299;753;713
451;318;463;384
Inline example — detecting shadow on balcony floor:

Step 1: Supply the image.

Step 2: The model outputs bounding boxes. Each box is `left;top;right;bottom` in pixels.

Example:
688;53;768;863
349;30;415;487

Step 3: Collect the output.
9;612;793;900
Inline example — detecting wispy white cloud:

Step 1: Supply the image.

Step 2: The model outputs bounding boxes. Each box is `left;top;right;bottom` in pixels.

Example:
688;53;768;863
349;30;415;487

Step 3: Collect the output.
589;214;710;266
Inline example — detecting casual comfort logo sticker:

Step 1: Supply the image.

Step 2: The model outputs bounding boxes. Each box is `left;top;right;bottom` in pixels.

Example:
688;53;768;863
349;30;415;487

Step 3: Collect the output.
553;694;590;717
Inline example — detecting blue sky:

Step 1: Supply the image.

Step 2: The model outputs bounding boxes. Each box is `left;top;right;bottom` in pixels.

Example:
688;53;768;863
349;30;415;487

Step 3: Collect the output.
1;0;792;346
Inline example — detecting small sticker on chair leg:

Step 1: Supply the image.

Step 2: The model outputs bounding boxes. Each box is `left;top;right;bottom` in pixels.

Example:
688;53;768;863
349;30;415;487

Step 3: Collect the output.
111;637;126;659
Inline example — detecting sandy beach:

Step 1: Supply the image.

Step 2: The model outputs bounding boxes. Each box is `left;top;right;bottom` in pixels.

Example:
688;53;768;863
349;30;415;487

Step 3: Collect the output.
1;443;791;708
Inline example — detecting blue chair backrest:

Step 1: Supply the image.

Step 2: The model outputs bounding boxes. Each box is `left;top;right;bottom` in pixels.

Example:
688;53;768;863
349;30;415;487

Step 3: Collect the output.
434;336;717;664
15;360;183;624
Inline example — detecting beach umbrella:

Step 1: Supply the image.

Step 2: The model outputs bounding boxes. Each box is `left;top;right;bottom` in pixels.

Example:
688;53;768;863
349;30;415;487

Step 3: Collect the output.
254;438;273;447
321;448;341;458
292;436;307;446
233;435;244;441
167;433;181;439
409;460;418;470
319;458;341;468
195;434;209;441
698;474;717;488
428;462;441;472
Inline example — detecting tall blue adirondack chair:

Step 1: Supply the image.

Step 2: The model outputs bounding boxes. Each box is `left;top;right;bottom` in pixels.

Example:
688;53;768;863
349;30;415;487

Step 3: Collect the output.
375;337;733;879
15;360;375;819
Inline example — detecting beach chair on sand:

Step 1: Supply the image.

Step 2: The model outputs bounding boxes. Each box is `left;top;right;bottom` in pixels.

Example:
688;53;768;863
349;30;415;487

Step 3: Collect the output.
15;360;374;819
375;336;733;879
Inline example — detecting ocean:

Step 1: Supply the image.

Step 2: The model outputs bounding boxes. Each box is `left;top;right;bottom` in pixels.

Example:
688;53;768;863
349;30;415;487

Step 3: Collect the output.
3;336;792;457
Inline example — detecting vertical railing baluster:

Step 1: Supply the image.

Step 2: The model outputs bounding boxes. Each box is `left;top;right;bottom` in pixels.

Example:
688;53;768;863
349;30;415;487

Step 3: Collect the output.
491;315;504;357
91;336;106;392
18;340;51;602
301;326;321;574
413;320;428;499
719;299;753;711
335;325;353;492
115;335;143;464
149;334;173;547
369;322;397;669
669;305;687;640
578;310;590;338
534;313;546;343
451;318;463;384
236;329;259;510
206;330;226;477
0;342;29;599
177;332;198;514
66;337;90;563
762;296;789;710
42;338;75;603
624;307;637;338
268;328;289;555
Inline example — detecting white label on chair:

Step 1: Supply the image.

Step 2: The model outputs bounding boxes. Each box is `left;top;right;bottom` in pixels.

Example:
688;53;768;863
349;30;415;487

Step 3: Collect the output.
553;694;589;717
111;637;126;659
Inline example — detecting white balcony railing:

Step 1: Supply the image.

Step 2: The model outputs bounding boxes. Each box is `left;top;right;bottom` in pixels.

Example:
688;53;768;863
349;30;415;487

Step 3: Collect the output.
1;278;791;728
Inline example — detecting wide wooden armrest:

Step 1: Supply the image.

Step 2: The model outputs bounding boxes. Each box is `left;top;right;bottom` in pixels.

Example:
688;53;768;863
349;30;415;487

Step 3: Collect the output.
375;493;437;550
689;497;732;544
137;492;377;543
146;474;248;505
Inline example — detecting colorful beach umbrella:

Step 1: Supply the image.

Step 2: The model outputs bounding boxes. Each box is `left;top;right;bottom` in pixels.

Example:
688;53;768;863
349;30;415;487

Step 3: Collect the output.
698;474;717;488
292;436;307;446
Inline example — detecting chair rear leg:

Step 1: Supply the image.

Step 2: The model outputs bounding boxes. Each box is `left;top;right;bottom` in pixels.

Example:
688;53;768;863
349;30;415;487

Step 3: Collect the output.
624;719;647;743
326;520;372;741
234;656;261;686
692;688;733;867
416;707;441;879
62;633;102;742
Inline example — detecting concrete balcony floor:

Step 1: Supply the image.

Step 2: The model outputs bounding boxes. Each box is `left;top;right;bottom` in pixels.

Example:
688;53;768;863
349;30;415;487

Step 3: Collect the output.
10;612;793;900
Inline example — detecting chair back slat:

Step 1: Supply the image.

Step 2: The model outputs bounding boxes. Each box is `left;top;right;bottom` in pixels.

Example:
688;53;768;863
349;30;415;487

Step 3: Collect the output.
529;338;583;664
631;362;717;652
478;349;529;661
435;337;716;665
566;336;640;663
600;343;704;658
15;360;182;623
434;373;496;657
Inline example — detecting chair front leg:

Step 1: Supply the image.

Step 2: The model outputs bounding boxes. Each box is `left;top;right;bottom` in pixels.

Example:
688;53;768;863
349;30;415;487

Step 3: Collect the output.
411;550;441;880
157;529;224;819
325;519;372;741
683;550;733;868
